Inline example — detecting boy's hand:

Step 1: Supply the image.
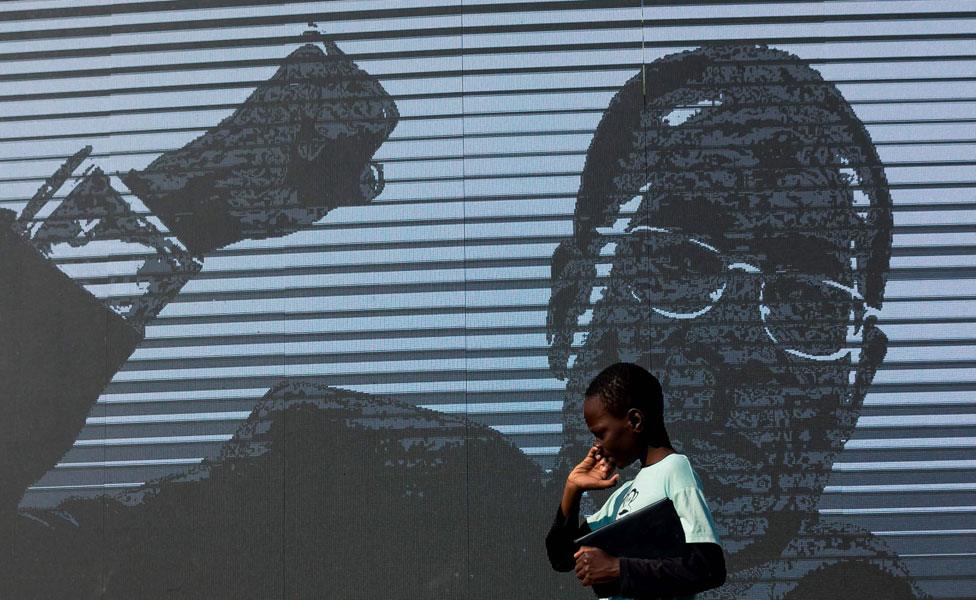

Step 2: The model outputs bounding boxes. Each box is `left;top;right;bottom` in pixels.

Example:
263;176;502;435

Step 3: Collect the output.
574;546;620;586
567;445;619;492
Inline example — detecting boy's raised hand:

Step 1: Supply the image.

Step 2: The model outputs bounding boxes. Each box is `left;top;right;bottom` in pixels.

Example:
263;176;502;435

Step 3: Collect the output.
567;445;620;491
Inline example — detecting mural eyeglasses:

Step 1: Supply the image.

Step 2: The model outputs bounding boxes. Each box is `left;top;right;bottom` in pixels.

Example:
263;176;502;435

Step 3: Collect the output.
607;226;880;362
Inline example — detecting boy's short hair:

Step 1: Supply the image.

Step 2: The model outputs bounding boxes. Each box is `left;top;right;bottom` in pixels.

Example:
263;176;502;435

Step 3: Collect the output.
586;363;665;429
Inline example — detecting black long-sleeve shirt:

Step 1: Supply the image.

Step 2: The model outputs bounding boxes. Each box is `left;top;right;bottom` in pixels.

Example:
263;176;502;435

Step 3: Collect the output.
546;506;726;599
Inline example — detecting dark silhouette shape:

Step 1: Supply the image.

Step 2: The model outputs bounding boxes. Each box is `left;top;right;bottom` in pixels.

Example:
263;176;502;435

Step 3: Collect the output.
2;158;201;520
123;37;399;255
1;36;585;599
7;384;581;599
0;216;143;517
783;560;919;600
31;168;202;326
16;145;92;231
545;45;924;598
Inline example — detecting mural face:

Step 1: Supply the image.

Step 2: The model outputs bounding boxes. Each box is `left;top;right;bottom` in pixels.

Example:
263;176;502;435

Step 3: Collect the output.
548;46;914;595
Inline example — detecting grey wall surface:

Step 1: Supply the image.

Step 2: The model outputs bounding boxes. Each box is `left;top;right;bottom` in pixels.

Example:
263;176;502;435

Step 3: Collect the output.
0;1;974;598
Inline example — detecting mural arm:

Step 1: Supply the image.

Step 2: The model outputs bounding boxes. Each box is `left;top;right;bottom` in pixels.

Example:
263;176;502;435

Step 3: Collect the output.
1;35;400;517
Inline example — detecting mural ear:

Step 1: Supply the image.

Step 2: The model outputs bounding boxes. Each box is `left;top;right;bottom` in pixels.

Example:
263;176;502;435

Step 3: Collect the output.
845;315;887;408
546;238;597;379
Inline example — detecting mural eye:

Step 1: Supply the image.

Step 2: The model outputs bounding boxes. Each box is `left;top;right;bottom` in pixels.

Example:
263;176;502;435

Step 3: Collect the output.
629;233;724;315
763;277;854;356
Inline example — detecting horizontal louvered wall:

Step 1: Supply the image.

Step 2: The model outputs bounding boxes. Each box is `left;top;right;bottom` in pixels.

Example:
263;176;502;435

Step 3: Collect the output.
1;1;974;597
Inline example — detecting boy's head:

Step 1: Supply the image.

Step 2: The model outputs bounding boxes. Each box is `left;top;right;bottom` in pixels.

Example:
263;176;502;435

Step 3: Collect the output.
583;363;670;467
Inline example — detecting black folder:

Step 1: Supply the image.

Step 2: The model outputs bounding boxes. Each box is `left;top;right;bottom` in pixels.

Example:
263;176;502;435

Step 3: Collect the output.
574;498;686;560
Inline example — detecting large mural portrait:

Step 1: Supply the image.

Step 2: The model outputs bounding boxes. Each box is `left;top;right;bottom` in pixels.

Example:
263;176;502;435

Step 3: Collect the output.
0;2;972;599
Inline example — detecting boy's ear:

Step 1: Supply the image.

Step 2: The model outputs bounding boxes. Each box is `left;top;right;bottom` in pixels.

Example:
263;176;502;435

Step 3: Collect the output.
627;408;643;432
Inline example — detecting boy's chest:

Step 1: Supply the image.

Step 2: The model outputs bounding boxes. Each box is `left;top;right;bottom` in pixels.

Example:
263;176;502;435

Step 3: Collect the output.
612;474;668;520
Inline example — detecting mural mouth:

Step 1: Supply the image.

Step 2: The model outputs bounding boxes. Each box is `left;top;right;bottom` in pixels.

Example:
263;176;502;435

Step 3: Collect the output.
659;350;846;492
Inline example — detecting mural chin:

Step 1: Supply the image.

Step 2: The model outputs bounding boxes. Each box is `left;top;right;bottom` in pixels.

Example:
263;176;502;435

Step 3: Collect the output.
569;300;877;569
580;343;856;563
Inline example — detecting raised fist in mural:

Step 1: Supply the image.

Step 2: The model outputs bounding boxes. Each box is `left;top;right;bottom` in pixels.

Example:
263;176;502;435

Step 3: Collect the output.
1;33;581;600
123;35;398;255
1;31;399;531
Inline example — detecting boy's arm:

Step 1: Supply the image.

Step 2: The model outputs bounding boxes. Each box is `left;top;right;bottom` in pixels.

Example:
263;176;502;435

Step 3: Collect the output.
545;485;592;572
548;445;620;572
616;542;726;598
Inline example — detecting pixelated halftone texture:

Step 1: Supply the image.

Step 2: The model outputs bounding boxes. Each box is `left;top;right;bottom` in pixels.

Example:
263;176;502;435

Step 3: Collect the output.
544;45;924;596
123;37;399;255
701;516;922;599
6;383;586;600
30;168;202;330
15;145;92;234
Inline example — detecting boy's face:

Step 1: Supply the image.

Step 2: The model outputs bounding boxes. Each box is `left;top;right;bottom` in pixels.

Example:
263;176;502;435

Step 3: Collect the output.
583;395;643;468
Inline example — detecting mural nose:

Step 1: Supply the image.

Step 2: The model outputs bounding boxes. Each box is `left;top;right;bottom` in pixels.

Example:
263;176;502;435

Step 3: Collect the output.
655;269;780;364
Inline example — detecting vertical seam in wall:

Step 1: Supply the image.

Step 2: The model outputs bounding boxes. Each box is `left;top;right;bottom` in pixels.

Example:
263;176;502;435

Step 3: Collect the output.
460;0;470;595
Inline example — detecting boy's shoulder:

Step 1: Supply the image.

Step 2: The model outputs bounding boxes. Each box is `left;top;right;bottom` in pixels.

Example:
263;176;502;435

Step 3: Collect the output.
642;452;692;473
664;452;692;467
638;453;700;492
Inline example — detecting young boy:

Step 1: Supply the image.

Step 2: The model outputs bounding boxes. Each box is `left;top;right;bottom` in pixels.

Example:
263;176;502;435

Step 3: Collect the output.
546;363;726;599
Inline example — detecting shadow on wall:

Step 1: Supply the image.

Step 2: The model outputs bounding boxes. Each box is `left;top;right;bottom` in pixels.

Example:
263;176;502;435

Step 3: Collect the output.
10;385;578;599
